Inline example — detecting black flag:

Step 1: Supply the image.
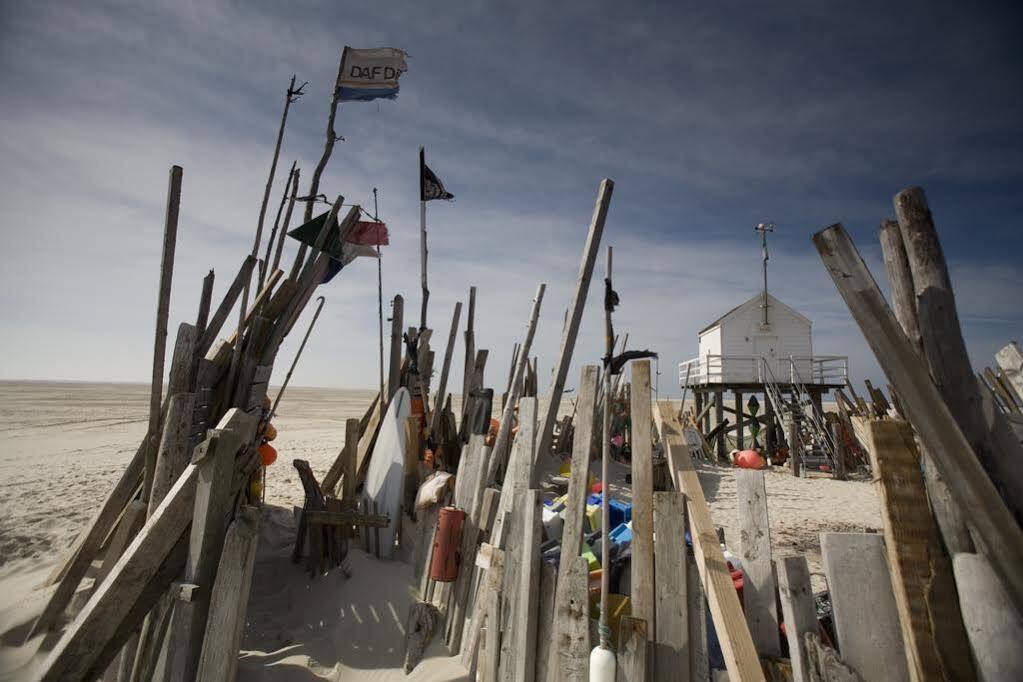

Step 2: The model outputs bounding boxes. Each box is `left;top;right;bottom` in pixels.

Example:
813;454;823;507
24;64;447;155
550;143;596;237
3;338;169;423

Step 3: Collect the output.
420;147;454;201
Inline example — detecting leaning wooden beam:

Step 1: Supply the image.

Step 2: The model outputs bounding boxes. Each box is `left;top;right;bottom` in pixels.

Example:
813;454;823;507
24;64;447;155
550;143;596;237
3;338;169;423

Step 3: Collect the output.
547;366;599;679
552;556;591;681
142;165;184;504
533;562;557;682
485;283;546;485
821;532;909;681
431;301;463;435
813;223;1023;611
865;419;975;681
162;409;255;682
463;286;477;407
37;409;257;681
196;255;258;357
736;469;780;657
894;187;1023;520
775;556;817;682
653;491;688;678
630;360;655;642
93;500;147;591
510;489;542;682
536;178;613;460
953;553;1023;681
653;401;765;682
321;418;360;499
195;505;261;682
226;269;284;346
148;392;197;516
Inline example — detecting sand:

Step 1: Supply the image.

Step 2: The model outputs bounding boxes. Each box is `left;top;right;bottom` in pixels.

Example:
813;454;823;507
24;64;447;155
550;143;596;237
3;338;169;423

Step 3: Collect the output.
0;380;880;680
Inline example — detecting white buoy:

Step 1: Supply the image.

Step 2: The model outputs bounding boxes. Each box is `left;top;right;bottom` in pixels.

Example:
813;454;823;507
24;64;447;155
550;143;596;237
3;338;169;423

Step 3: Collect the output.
589;645;616;681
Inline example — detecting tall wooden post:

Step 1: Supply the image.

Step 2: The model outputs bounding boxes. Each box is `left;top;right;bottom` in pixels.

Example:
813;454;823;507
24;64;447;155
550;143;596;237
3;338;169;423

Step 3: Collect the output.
535;179;614;461
715;389;725;460
788;418;800;477
734;390;744;451
431;302;462;434
144;165;183;502
387;295;404;403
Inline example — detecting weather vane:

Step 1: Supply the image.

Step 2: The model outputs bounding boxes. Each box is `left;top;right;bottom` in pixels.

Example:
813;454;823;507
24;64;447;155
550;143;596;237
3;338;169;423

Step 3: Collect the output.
754;222;775;326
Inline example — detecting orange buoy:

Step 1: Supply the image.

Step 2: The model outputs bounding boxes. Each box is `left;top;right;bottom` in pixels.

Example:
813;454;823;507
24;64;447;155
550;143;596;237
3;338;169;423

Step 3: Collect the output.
259;442;278;466
430;507;466;582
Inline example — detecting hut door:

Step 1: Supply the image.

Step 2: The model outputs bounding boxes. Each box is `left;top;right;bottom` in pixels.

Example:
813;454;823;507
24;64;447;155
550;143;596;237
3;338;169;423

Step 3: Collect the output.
753;336;779;380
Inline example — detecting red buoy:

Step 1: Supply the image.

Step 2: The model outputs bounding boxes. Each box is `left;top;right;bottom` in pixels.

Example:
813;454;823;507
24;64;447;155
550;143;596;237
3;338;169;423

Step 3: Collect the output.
430;507;466;582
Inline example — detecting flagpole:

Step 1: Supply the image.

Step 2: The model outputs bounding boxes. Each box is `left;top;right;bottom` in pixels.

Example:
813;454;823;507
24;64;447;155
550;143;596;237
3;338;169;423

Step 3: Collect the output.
374;187;385;418
419;147;429;331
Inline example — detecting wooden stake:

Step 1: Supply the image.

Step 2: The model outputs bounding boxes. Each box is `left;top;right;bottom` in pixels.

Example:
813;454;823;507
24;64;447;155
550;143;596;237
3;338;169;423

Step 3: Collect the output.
196;255;258;357
144;165;183;502
271;167;300;276
776;556;817;682
552;556;591;681
616;617;648;682
813;222;1023;612
653;492;687;678
388;295;404;403
259;161;297;292
537;178;613;460
737;469;780;657
463;286;477;405
630;360;655;639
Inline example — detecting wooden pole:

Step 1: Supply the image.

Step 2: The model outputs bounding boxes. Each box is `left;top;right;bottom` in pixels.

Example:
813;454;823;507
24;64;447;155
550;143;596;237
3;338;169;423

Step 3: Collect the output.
463;286;477;407
144;164;183;502
737;469;780;656
292;50;346;275
895;187;1023;521
260;161;297;292
271;167;300;276
431;301;462;434
813;222;1023;612
879;216;972;554
388;295;405;403
484;283;546;485
536;179;614;460
630;360;655;643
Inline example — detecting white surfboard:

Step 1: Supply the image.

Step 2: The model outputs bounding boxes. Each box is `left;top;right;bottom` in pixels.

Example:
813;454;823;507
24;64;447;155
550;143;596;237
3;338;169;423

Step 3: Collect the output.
361;387;411;559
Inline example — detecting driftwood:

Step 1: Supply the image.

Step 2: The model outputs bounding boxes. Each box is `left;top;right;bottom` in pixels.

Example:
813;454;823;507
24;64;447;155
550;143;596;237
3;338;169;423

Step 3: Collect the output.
403;601;440;673
804;633;863;682
776;556;817;682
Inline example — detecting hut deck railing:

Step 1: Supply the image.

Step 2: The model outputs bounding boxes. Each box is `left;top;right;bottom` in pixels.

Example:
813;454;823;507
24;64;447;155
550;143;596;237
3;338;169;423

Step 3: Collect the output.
678;354;848;387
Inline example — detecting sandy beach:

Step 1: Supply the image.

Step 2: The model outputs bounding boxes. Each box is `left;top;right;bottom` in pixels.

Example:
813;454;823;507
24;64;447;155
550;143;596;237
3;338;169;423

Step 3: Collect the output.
0;380;880;680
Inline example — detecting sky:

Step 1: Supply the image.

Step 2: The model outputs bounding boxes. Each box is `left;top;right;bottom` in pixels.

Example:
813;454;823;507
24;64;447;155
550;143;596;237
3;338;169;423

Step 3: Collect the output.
0;0;1020;397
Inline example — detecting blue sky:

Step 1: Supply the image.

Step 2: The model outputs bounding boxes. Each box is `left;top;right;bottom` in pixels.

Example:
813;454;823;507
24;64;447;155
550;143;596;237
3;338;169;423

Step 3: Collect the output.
0;0;1020;395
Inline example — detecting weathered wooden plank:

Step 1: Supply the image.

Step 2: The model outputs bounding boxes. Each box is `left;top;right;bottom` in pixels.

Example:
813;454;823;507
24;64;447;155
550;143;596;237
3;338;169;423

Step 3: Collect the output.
480;548;506;682
534;561;557;682
387;294;404;403
536;178;613;460
197;255;258;356
865;419;975;681
736;469;780;657
617;616;649;682
553;556;591;682
547;366;599;679
654;401;764;682
776;556;817;682
813;223;1023;612
630;361;655;639
687;553;708;682
321;418;360;498
149;393;197;515
509;489;542;682
446;434;490;652
952;552;1023;682
93;500;147;594
820;532;909;682
653;492;688;679
195;506;261;682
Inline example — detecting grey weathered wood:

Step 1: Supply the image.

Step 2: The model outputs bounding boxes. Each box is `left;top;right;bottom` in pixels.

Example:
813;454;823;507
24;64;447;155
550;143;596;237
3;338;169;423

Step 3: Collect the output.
486;284;546;485
432;301;462;434
510;490;542;682
552;555;590;682
195;270;215;349
895;187;1023;522
879;218;923;357
617;616;649;682
148;393;197;516
820;532;909;682
953;552;1023;682
714;389;726;460
462;286;477;405
631;361;655;642
813;223;1023;612
534;561;557;682
144;165;183;503
776;556;817;682
195;505;261;682
653;492;688;680
537;179;613;460
480;549;506;682
271;167;300;276
996;342;1023;405
804;633;862;682
446;434;490;652
687;553;708;682
736;469;780;657
829;422;846;481
387;294;404;403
